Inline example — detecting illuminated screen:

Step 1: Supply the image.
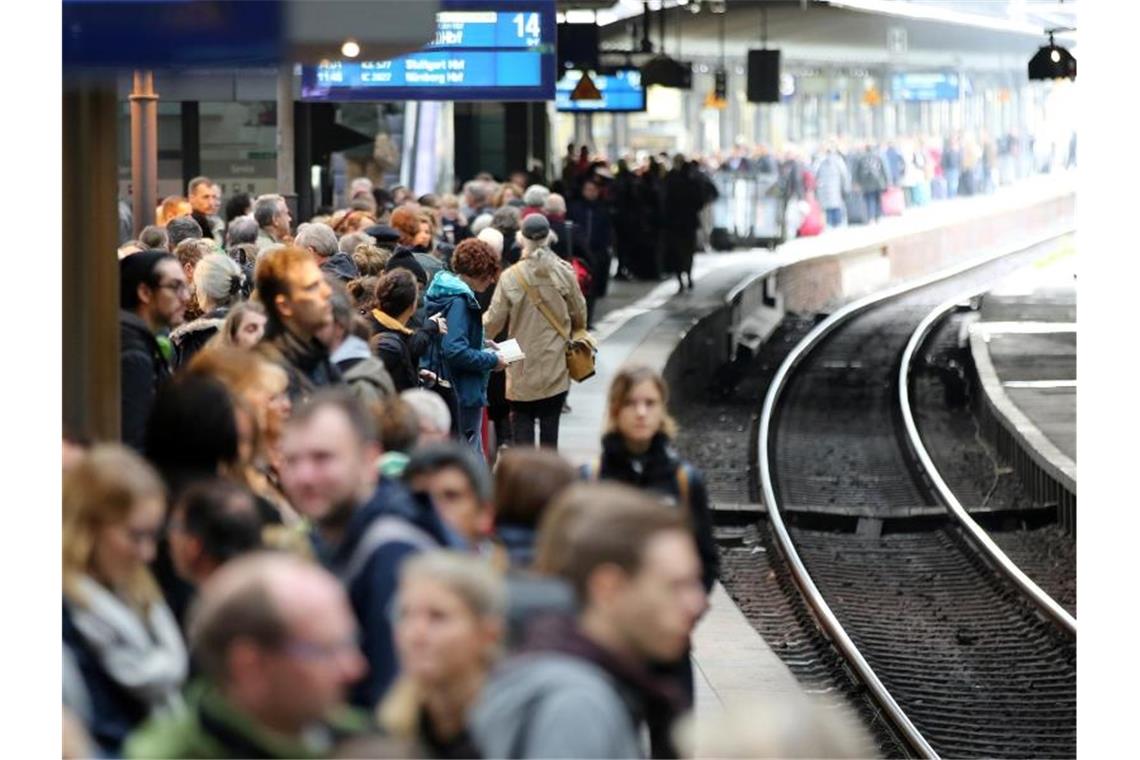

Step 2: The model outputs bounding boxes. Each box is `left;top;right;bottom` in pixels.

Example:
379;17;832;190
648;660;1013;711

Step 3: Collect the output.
556;69;646;113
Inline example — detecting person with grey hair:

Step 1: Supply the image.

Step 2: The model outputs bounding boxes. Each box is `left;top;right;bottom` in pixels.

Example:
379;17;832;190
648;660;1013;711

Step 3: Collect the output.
469;212;494;236
122;553;372;758
224;215;260;290
476;227;504;259
522;184;550;215
400;388;453;446
490;205;522;265
139;225;168;251
170;253;245;367
296;222;360;283
319;281;396;407
338;230;376;255
405;442;495;550
166;215;203;251
253;194;291;252
461;179;492;220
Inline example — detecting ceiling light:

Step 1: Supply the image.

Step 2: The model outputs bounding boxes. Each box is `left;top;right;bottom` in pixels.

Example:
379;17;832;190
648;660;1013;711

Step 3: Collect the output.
341;39;360;58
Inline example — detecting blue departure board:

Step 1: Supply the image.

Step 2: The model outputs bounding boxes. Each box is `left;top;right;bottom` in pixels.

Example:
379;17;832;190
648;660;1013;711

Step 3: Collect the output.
301;1;556;102
890;72;961;102
556;69;646;113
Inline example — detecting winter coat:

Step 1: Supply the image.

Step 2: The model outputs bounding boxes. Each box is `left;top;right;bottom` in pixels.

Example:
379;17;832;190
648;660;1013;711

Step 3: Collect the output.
471;616;685;760
592;432;720;592
331;334;396;406
120;310;172;452
413;250;445;286
319;251;360;283
855;151;890;193
124;680;371;759
483;249;587;402
663;168;703;234
169;307;227;369
316;478;453;708
567;198;614;263
812;153;851;210
370;309;423;392
422;271;499;408
258;327;342;404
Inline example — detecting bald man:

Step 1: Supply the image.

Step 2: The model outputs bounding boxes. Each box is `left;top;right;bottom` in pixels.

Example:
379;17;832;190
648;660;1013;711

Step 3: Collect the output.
125;553;372;758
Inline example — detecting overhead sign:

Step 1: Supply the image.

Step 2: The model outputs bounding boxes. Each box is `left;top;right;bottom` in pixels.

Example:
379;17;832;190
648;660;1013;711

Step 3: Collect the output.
301;2;556;102
556;69;645;112
889;72;961;101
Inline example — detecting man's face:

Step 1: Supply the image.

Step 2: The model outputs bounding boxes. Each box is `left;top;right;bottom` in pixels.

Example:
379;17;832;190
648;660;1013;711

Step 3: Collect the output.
277;260;332;337
278;407;375;525
409;466;490;546
144;259;190;329
256;574;367;730
609;530;706;662
191;183;219;216
582;181;599;202
275;202;293;237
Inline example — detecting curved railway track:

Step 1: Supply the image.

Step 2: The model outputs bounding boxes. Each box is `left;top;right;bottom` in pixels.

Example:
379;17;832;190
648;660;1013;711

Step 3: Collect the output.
756;237;1077;758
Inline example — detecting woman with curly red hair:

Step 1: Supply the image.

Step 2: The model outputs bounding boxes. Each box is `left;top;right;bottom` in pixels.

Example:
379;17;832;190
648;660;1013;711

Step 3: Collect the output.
423;238;506;457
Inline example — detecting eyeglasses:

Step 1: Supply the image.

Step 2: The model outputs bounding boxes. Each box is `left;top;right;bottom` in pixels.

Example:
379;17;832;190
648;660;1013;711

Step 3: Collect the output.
156;281;190;297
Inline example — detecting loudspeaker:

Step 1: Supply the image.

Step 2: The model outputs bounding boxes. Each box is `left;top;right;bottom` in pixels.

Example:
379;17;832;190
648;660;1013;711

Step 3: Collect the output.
747;49;780;103
558;23;599;72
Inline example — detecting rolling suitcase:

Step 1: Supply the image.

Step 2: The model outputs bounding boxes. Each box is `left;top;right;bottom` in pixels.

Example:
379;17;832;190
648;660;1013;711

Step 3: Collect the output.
930;176;947;201
844;191;868;225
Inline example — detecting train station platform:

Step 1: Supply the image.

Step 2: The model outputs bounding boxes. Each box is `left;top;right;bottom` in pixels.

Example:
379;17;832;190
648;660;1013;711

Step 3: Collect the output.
968;246;1076;516
556;174;1076;721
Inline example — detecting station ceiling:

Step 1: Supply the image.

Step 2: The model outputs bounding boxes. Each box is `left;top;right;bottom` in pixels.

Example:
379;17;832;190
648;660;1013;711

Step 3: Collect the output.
586;1;1076;73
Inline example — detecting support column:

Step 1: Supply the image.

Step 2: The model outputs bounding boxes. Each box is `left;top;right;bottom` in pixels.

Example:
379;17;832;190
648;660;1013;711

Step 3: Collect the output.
276;64;296;220
64;77;121;442
180;101;200;193
129;70;158;235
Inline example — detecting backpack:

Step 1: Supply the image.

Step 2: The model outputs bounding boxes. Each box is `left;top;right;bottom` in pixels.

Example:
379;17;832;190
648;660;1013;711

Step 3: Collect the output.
571;257;593;296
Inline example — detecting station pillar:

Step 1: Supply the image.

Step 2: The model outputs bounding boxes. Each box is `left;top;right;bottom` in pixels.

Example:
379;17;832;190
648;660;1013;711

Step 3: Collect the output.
64;76;121;442
129;70;158;235
276;64;297;222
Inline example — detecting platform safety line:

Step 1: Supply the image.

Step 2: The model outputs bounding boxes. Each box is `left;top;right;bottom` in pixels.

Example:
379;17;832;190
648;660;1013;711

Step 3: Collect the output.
756;225;1074;760
899;287;1078;636
1002;379;1077;389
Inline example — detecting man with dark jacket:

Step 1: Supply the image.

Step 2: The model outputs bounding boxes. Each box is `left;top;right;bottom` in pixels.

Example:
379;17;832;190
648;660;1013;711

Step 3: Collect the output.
663;154;704;292
254;246;341;403
119;250;189;451
277;391;455;708
471;484;705;758
295;221;360;284
855;144;890;222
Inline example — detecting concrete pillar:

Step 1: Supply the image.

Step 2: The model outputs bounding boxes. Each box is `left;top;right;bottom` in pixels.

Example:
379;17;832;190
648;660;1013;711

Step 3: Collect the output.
276;64;296;214
129;70;158;235
64;77;121;442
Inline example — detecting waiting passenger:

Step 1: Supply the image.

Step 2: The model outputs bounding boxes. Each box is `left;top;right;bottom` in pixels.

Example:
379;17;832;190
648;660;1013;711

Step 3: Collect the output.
405;442;495;553
379;551;505;758
322;284;396;408
492;448;577;570
253;193;292;252
470;483;705;759
63;445;187;756
400;388;453;447
166;215;204;252
374;396;422;478
210;300;267;351
370;269;442;392
296;221;360;283
123;554;371;758
587;364;720;707
166;479;263;589
139;224;168;251
170;253;245;368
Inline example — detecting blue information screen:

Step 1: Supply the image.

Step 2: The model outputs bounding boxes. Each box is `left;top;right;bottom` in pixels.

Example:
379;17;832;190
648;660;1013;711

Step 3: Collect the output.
890;72;961;101
301;2;556;102
556;69;646;113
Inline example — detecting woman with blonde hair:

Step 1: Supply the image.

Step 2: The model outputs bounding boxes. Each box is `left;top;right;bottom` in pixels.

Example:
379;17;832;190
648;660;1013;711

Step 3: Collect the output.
379;551;505;758
63;445;187;756
584;363;719;706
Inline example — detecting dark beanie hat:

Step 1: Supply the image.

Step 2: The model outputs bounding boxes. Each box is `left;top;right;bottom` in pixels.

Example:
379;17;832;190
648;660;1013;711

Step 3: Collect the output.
364;224;402;244
383;246;428;286
520;213;551;241
120;249;176;310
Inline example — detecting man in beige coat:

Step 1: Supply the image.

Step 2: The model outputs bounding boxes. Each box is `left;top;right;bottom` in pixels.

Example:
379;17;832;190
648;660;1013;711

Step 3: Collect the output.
483;214;587;449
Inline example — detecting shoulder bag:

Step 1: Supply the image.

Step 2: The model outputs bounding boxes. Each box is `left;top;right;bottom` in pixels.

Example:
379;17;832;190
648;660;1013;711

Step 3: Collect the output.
514;268;597;382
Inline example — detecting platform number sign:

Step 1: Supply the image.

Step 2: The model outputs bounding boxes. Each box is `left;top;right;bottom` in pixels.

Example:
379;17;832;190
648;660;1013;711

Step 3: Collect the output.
887;26;908;56
513;12;542;45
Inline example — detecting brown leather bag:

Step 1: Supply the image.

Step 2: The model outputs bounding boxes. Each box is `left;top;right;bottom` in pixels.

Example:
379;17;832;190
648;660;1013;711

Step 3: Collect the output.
515;268;597;382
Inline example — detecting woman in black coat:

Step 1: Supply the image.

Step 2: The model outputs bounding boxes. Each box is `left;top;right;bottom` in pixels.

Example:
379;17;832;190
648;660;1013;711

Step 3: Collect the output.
369;268;442;392
584;364;719;708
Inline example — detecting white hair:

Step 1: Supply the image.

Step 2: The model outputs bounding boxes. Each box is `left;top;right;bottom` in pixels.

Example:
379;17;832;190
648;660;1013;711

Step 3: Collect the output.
476;227;504;257
400;388;452;435
194;253;244;311
522;184;550;207
293;222;338;257
470;213;495;236
542;193;566;216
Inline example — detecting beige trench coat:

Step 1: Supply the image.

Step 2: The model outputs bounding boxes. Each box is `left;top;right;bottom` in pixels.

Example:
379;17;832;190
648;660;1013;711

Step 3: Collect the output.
483;248;588;402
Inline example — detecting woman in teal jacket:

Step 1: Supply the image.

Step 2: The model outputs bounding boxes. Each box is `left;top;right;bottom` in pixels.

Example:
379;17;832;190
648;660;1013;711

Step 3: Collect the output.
422;238;506;457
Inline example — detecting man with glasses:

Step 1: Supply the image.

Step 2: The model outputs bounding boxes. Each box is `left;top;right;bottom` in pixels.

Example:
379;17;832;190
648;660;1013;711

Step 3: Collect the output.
119;250;189;451
277;390;454;709
124;553;372;758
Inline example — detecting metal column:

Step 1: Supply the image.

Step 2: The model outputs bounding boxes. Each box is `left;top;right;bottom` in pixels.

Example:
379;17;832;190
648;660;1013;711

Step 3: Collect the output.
129;70;158;235
276;64;296;218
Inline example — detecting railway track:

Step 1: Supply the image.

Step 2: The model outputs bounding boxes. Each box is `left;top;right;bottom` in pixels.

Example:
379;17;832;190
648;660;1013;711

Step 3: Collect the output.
757;237;1077;758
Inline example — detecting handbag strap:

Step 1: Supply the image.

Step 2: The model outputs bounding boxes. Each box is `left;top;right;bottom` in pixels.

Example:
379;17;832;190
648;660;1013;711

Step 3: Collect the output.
514;267;571;342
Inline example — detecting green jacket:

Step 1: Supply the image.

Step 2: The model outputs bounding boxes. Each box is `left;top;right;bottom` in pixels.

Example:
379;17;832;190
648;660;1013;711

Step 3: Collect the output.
124;680;373;759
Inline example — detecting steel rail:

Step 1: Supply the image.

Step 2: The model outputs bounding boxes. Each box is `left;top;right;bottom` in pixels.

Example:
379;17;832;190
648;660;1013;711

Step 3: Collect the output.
898;288;1077;635
755;228;1071;760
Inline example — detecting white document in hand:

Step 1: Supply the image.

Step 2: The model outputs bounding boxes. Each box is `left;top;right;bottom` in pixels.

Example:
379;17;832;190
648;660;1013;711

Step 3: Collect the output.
497;338;526;364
